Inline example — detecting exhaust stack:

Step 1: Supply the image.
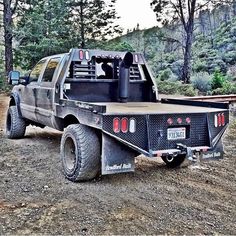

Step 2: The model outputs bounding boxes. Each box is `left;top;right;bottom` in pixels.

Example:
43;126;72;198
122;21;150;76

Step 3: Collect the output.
118;52;133;103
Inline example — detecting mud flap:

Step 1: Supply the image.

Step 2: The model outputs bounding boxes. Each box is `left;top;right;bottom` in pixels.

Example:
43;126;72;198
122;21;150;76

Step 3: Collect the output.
201;140;224;161
102;133;137;175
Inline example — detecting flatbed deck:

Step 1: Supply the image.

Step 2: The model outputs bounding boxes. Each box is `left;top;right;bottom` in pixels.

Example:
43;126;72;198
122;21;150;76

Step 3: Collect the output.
91;102;225;115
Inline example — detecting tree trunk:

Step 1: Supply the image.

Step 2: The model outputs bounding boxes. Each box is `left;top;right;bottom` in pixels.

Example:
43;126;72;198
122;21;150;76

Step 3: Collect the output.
3;0;14;75
180;0;196;84
79;0;85;48
181;30;193;84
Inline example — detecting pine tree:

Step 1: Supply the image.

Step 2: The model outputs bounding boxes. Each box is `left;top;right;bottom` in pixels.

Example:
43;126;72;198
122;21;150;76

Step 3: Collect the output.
70;0;122;48
1;0;18;75
14;0;122;68
14;0;75;68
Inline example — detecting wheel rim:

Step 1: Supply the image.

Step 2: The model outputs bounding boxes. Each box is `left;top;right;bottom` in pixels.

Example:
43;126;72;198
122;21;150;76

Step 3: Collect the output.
6;113;12;132
64;137;76;171
166;155;174;162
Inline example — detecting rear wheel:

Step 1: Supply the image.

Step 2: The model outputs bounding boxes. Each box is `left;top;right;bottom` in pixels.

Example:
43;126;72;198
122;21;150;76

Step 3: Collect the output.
162;154;186;168
6;106;26;139
60;124;101;182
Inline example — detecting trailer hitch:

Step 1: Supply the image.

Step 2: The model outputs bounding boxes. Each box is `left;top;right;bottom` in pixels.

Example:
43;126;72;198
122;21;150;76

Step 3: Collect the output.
176;143;197;162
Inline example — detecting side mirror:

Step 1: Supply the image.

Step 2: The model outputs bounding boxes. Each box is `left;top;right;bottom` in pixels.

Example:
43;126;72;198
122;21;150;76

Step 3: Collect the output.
8;71;20;85
19;76;29;85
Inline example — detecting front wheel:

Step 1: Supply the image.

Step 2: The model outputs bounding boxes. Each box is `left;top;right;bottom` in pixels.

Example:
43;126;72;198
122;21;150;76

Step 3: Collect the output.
162;154;186;168
60;124;101;182
6;106;26;139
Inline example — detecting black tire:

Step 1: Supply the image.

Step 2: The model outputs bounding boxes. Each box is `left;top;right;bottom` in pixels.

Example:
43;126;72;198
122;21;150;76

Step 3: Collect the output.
162;154;186;168
60;124;101;182
6;106;26;139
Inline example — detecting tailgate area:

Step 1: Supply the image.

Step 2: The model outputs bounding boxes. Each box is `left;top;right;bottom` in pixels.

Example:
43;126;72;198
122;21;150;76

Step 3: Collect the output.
101;102;229;156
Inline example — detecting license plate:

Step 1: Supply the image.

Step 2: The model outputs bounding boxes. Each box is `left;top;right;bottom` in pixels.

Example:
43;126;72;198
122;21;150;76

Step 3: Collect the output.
167;127;186;140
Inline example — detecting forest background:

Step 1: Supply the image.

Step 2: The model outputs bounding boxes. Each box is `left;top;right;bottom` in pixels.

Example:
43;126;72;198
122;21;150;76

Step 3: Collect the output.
1;0;236;96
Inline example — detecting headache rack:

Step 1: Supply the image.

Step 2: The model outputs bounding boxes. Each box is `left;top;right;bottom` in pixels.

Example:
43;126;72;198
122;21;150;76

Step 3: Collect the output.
69;59;142;81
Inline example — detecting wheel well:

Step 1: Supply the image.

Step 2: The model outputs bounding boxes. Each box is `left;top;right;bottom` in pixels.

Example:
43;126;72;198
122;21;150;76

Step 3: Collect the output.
63;115;79;128
9;97;16;107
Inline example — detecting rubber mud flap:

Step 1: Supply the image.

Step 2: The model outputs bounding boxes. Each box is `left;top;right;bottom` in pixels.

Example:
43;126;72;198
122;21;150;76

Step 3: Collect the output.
102;133;137;175
201;140;224;161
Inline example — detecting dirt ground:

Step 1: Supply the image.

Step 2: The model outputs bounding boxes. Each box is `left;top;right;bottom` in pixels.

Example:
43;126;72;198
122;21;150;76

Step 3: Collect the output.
0;94;235;235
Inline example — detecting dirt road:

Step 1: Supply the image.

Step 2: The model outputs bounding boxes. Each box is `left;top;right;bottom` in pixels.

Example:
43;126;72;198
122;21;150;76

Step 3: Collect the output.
0;94;235;235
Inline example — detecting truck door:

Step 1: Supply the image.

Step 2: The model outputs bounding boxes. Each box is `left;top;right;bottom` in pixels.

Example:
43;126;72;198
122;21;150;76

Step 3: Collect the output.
20;59;47;122
35;57;61;127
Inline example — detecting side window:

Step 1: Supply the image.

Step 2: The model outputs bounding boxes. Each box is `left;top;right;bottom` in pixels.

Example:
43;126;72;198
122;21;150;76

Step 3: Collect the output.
42;57;60;82
29;59;46;83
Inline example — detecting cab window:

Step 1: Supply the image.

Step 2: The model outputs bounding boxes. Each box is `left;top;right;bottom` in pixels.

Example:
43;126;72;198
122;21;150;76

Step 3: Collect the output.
42;57;61;82
29;59;46;83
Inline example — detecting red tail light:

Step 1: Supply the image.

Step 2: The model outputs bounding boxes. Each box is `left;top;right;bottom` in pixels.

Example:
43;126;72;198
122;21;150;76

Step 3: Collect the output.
79;50;84;60
167;118;173;125
214;113;226;127
113;118;120;133
177;118;182;124
186;117;191;124
218;113;222;127
121;118;128;133
221;113;225;126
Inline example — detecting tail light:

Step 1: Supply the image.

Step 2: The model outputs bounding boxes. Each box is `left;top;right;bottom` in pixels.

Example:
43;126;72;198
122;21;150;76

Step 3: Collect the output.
113;118;120;133
129;118;136;133
79;50;84;60
113;117;136;133
85;51;90;60
218;113;222;127
186;117;191;124
177;118;182;124
214;113;226;127
167;118;173;125
221;113;225;126
134;54;139;63
121;118;128;133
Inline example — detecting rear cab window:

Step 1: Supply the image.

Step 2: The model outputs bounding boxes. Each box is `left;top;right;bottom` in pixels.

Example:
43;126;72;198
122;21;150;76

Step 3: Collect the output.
41;57;61;83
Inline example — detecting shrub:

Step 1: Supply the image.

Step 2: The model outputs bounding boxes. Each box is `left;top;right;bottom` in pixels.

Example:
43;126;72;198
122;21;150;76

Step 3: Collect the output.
211;70;225;90
157;80;197;96
157;80;180;94
193;59;208;72
171;60;184;78
227;66;236;81
158;68;173;81
191;72;212;92
212;81;236;95
179;84;197;97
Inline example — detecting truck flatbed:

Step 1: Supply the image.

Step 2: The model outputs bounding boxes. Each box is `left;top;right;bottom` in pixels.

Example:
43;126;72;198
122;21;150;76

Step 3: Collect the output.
91;102;225;115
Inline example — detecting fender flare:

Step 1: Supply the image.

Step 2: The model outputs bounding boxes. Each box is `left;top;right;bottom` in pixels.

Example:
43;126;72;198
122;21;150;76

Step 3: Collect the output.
9;92;23;117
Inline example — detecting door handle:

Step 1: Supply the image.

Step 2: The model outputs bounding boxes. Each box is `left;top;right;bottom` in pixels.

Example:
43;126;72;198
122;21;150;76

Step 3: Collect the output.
47;90;50;99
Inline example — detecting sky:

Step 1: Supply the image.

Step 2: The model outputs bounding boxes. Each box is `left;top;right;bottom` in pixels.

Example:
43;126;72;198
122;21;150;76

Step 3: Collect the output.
115;0;158;31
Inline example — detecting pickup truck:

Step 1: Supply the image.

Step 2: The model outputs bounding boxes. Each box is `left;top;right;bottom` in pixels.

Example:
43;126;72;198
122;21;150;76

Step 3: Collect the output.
6;48;229;182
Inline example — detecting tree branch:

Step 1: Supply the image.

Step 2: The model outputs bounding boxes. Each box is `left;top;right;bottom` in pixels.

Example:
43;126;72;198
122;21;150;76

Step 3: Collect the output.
195;0;212;12
178;0;187;31
170;1;182;19
12;0;18;14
